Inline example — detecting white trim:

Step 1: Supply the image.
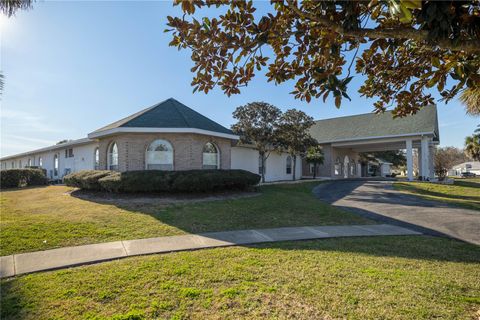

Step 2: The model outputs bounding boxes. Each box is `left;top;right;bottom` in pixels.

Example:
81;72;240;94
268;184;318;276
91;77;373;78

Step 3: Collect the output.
325;132;435;145
88;127;239;140
1;138;96;161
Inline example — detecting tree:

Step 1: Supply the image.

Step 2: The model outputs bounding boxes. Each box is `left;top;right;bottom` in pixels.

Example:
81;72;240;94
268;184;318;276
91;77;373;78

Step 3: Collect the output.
166;1;480;117
305;145;324;179
276;109;316;180
435;146;470;180
460;87;480;116
0;0;34;95
231;102;281;183
0;0;33;17
465;125;480;160
360;151;406;167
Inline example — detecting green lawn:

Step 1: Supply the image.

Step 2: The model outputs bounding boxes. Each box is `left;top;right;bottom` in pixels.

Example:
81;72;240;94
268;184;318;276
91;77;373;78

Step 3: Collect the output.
0;182;370;256
1;236;479;320
394;178;480;210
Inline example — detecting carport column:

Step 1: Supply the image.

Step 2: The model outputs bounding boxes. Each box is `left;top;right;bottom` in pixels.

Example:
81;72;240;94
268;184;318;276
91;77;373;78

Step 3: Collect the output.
421;136;430;180
429;145;435;179
406;139;413;181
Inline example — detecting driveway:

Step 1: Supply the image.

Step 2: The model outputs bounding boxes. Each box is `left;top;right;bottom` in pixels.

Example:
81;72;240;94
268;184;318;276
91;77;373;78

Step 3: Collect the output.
313;180;480;245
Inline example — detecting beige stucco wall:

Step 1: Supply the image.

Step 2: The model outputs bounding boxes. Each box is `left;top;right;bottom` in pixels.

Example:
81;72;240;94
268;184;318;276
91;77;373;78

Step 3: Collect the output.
302;144;333;178
302;144;360;179
98;133;232;171
331;147;360;179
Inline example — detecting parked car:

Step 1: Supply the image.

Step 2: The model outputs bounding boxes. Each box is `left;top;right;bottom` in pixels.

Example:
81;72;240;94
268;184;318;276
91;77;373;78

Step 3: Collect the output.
461;172;477;178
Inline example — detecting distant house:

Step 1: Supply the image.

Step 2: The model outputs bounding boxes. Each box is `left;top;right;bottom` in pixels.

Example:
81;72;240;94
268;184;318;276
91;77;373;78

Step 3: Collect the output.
364;158;393;178
0;98;440;182
448;161;480;176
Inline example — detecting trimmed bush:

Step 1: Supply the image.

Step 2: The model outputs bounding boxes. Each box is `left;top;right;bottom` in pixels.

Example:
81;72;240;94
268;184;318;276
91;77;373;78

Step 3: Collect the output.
64;170;113;191
65;169;260;193
0;169;48;189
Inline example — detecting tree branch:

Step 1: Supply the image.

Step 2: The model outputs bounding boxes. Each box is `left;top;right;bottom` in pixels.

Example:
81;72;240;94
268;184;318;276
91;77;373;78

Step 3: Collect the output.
285;0;480;53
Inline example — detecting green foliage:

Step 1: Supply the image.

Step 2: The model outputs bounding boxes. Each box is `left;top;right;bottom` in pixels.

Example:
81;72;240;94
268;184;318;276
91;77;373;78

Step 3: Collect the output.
231;102;282;183
0;169;47;189
64;170;260;193
167;1;480;116
64;170;113;191
305;146;325;179
464;125;480;161
276;109;317;180
361;151;407;167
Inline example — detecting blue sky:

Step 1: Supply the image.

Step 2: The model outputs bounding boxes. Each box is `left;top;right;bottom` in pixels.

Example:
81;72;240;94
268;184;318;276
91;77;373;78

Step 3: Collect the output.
1;1;478;157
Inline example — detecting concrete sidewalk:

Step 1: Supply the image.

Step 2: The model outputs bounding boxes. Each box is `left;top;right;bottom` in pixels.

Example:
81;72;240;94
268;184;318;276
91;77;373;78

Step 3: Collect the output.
0;224;421;278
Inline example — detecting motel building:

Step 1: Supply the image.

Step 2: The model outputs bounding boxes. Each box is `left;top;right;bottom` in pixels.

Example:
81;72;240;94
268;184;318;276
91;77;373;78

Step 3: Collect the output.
0;98;440;182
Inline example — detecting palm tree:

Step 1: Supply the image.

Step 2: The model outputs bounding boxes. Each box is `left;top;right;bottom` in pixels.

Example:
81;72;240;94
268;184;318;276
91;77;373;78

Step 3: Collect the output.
0;0;33;17
460;87;480;116
465;126;480;161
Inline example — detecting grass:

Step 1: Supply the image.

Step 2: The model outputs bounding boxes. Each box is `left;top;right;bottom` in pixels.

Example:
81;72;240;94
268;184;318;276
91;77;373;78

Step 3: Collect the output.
1;236;479;319
0;182;371;256
394;178;480;210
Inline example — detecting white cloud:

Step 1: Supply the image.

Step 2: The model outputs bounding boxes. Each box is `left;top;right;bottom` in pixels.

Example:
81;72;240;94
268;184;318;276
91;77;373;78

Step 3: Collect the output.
1;108;64;133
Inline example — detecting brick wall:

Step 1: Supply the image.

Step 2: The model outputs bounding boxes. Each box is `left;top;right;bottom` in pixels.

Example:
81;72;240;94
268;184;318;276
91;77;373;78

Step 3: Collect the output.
98;133;232;171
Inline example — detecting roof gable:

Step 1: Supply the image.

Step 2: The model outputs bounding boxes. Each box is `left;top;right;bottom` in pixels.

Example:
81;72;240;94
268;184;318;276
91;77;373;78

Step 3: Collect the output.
310;105;439;144
91;98;233;135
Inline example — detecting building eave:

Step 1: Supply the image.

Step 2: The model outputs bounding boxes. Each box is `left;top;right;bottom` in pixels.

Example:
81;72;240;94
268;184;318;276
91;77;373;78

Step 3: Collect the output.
0;138;97;161
87;127;240;140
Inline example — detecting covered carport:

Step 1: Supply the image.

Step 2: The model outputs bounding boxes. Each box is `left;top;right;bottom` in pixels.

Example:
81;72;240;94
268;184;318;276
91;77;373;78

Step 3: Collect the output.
307;105;440;181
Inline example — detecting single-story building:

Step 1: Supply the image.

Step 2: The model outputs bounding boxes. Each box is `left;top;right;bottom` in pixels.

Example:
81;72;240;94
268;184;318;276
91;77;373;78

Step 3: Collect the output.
448;161;480;176
0;98;440;182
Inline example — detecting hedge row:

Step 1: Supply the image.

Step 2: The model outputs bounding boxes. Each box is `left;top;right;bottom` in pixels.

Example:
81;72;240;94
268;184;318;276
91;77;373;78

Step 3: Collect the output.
1;169;48;189
64;169;260;193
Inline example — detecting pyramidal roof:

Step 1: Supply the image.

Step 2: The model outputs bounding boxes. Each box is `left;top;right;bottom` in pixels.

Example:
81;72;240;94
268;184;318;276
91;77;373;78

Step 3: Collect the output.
90;98;235;137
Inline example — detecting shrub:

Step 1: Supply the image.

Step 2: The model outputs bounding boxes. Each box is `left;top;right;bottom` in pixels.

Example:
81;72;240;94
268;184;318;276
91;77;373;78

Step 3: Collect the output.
65;169;260;193
99;170;174;193
64;170;114;191
0;169;48;189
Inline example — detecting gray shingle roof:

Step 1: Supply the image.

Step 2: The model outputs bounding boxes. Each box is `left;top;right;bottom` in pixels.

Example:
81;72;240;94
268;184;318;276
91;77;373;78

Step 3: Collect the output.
309;105;439;144
92;98;234;135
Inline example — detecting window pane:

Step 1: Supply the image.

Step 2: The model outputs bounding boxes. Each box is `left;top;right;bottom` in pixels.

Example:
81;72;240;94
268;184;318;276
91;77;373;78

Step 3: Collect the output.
202;143;218;169
146;140;173;170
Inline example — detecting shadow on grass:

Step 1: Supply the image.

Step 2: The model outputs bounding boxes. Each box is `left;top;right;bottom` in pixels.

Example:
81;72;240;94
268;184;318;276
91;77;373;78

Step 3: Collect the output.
68;181;371;235
250;235;480;264
395;182;480;202
1;235;479;320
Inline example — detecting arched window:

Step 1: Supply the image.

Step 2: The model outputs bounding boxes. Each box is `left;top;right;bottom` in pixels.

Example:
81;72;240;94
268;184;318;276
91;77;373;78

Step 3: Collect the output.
39;157;43;167
11;161;14;169
202;142;219;169
146;139;173;170
54;154;59;176
350;159;356;176
334;157;342;176
19;160;22;168
286;156;292;174
27;158;32;167
94;148;100;170
108;142;119;171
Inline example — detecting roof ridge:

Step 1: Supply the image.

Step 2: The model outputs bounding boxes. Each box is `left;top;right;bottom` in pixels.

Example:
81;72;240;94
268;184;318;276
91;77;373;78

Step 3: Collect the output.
314;105;436;123
169;98;194;128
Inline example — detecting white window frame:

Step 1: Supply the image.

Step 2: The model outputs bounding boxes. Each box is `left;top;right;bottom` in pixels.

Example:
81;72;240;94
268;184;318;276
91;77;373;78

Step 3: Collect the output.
202;142;220;170
145;139;174;170
108;142;119;171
